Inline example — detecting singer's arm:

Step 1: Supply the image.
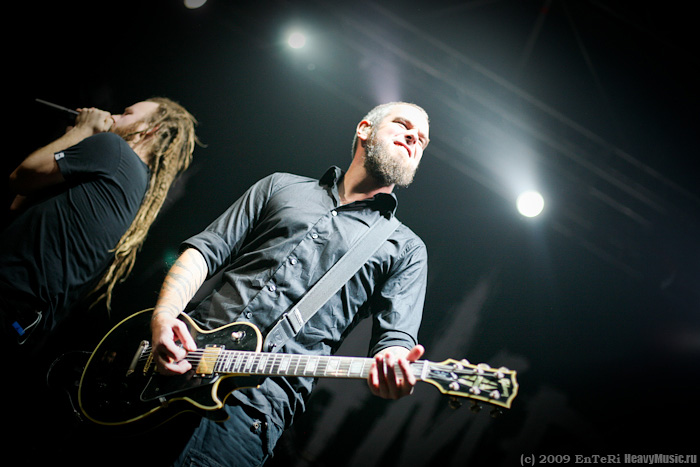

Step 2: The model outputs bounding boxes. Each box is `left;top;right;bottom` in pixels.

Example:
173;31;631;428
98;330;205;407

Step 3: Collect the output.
9;108;112;196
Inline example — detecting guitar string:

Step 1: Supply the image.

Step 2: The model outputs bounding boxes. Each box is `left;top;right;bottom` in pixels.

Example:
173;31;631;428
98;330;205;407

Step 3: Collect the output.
133;345;491;380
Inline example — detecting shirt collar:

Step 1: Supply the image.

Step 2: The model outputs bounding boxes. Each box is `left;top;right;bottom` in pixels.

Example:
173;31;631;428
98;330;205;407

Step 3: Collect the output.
320;166;398;217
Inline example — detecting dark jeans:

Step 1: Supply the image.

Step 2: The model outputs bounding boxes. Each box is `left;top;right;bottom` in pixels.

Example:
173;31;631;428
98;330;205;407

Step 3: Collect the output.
175;403;282;467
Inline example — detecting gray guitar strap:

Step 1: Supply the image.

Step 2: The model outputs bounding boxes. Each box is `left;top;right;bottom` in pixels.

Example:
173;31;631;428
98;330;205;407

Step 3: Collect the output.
263;214;400;352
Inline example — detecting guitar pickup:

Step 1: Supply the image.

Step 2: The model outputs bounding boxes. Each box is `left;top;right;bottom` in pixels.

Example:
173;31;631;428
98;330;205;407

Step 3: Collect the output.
196;345;223;376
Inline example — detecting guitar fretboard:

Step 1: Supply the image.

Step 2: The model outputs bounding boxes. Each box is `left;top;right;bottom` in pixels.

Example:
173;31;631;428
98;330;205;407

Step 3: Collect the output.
193;349;427;380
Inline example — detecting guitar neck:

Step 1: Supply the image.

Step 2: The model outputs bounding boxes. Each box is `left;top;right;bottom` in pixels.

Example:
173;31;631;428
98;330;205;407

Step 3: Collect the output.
198;348;425;381
188;347;518;409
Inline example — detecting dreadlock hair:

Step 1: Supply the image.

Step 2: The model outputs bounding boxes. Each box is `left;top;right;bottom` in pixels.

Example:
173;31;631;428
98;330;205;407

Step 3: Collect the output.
89;97;199;310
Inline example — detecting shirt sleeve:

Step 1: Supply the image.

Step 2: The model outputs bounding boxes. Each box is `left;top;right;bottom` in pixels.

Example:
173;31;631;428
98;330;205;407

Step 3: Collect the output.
368;234;428;356
181;173;278;278
54;133;122;182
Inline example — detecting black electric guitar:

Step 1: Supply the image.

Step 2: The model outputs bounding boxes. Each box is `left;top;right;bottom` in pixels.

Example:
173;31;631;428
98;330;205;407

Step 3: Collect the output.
78;309;518;430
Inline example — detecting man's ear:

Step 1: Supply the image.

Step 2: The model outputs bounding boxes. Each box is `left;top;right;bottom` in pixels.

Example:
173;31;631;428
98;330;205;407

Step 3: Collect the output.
144;124;161;138
356;120;372;146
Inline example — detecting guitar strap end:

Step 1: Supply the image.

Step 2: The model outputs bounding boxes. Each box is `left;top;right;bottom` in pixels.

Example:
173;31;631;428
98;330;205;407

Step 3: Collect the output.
285;308;304;334
264;307;304;352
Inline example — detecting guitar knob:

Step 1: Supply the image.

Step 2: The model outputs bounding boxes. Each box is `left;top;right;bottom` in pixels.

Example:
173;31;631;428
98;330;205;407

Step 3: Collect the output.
231;331;246;342
470;401;481;413
448;397;462;410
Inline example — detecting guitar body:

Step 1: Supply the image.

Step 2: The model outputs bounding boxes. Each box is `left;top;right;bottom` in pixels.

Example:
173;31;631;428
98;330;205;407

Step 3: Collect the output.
78;309;263;429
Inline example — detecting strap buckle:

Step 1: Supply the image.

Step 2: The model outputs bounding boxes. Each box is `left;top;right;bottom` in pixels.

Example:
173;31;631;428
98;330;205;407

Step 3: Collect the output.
283;307;304;334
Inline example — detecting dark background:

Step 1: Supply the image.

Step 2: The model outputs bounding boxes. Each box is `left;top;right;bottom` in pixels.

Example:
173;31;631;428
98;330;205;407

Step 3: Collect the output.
6;1;699;465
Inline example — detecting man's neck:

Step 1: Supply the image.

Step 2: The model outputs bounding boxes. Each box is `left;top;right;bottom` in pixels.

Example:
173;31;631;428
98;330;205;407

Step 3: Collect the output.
129;139;153;167
338;159;394;205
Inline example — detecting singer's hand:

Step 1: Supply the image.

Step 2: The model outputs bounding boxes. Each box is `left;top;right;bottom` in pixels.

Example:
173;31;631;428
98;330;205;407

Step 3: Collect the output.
74;107;114;134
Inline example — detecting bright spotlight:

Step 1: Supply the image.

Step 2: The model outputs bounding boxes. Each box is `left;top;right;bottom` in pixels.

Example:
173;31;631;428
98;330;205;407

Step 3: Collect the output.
184;0;207;9
516;191;545;218
287;31;307;49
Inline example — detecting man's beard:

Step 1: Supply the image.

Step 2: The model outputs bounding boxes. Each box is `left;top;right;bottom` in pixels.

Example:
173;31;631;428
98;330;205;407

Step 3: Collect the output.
363;131;418;188
111;121;146;142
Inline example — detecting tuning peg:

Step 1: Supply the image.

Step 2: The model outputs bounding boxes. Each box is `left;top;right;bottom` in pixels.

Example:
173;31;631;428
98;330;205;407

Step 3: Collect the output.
496;366;510;379
448;397;463;410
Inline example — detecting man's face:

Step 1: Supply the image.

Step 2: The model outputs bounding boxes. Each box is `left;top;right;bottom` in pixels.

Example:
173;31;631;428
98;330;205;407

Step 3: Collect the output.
110;101;159;141
363;104;430;188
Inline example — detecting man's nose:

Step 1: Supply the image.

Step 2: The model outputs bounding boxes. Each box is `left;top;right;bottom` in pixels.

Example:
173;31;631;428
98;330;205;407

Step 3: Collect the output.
405;130;418;145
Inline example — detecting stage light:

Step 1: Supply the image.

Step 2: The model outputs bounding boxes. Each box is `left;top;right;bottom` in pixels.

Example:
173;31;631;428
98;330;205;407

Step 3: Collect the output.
287;31;307;49
184;0;207;8
516;190;545;218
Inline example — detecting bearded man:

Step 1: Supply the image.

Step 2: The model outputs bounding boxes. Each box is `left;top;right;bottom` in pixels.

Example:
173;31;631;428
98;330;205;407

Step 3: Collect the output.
146;101;430;466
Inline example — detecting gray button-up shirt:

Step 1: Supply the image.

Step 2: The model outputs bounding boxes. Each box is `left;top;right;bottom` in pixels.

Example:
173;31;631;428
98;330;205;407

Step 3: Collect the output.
182;166;427;432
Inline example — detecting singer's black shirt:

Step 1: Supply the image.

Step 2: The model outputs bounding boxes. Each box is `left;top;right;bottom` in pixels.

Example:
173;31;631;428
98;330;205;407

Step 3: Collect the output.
0;132;149;340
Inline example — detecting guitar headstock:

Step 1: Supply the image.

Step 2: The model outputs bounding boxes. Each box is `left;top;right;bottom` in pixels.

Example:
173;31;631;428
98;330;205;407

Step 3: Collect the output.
420;358;518;410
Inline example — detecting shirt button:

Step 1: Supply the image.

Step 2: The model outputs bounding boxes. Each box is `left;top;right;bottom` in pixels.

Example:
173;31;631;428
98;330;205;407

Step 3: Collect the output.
311;232;318;239
268;284;276;292
245;312;252;319
331;210;337;217
289;257;298;265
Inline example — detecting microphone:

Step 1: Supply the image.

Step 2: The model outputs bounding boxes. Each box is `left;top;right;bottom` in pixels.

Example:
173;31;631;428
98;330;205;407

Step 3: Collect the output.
35;98;79;116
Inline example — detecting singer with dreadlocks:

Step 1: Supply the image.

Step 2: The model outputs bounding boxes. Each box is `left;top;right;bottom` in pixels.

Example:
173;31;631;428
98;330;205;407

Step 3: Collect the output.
0;97;199;357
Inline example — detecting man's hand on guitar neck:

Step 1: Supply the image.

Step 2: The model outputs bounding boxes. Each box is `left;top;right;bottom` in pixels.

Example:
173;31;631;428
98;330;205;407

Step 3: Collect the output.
151;311;197;375
368;345;425;400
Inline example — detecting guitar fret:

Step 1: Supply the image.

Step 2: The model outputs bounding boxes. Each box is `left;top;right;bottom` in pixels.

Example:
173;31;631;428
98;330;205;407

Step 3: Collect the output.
256;354;269;374
218;352;230;372
297;355;307;375
290;355;300;375
325;357;340;376
234;352;245;373
305;356;319;375
272;354;282;374
278;355;291;374
348;358;365;377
